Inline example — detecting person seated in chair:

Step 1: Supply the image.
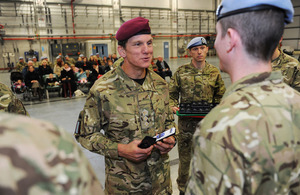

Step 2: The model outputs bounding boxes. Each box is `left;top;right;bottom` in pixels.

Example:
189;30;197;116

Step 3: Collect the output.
156;56;172;79
61;63;77;98
45;73;59;87
75;67;88;84
88;63;105;87
39;60;53;78
25;65;43;101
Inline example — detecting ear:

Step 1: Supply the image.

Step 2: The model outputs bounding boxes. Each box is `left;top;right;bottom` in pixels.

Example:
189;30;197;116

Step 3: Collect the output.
226;28;240;53
117;45;126;58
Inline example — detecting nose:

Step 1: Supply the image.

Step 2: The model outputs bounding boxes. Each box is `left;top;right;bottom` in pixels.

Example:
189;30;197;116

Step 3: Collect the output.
142;43;152;54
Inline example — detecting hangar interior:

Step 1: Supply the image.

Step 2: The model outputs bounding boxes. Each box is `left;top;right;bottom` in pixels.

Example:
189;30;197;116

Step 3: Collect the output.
0;0;299;69
0;0;299;194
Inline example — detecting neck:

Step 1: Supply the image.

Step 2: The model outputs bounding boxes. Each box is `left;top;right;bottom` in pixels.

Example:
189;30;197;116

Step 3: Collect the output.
229;56;272;83
192;59;206;69
271;48;280;61
122;62;146;79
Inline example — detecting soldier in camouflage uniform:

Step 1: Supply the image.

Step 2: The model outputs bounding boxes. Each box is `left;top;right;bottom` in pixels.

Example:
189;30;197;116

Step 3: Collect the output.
32;56;39;68
0;82;29;116
112;57;124;69
75;17;176;194
16;57;27;72
0;112;103;195
169;37;225;194
186;0;300;194
272;42;300;92
65;55;76;66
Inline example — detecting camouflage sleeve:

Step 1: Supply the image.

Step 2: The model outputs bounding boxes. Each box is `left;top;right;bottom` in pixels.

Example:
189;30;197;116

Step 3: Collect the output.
8;95;30;116
0;113;104;195
290;65;300;92
16;63;22;72
77;89;120;160
213;72;226;103
186;103;300;194
169;70;180;107
0;83;29;116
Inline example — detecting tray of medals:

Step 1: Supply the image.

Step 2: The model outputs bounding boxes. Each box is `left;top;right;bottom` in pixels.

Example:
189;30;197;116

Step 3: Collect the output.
176;101;218;118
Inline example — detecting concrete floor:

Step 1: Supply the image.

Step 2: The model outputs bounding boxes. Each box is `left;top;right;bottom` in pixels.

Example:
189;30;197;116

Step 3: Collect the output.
0;57;231;194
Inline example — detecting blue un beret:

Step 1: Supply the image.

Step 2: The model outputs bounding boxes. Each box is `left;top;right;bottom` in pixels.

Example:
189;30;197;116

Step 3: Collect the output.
216;0;294;25
187;37;207;49
116;17;151;41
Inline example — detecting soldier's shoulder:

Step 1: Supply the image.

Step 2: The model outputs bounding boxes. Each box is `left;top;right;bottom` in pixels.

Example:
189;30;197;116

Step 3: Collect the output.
283;53;300;66
175;63;191;72
90;69;118;92
0;112;104;194
0;83;12;93
149;69;168;86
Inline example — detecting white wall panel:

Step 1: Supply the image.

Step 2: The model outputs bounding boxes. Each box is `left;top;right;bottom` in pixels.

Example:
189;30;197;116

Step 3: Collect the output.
178;0;214;10
45;0;112;5
121;0;170;8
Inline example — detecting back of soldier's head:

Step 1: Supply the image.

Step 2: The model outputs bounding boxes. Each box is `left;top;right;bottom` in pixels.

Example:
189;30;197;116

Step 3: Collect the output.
216;0;294;62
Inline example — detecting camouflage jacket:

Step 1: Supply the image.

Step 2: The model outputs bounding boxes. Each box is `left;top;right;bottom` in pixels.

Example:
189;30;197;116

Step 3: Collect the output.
272;49;300;92
16;61;27;72
169;61;226;107
186;71;300;195
65;58;76;66
0;83;29;116
0;112;103;195
32;61;39;68
76;65;176;194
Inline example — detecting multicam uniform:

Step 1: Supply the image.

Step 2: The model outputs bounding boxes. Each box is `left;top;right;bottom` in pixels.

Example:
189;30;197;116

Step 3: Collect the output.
16;61;27;72
0;83;29;116
186;71;300;194
32;61;39;68
65;58;76;66
272;49;300;92
169;61;225;192
0;112;103;195
76;64;176;194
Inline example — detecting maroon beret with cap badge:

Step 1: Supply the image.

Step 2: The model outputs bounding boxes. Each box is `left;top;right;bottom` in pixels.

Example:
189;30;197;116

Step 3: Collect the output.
116;17;151;41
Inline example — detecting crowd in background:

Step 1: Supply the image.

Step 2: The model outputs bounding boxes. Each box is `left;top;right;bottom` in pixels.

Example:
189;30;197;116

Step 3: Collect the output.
13;53;119;100
13;53;174;101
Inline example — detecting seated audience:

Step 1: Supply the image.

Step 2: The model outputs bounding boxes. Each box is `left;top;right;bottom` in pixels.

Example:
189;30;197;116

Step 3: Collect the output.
45;73;60;87
39;60;53;78
71;64;79;73
60;63;77;98
75;68;88;83
82;57;92;71
25;65;43;101
12;79;26;93
16;57;27;72
88;63;105;87
156;56;172;79
53;61;64;77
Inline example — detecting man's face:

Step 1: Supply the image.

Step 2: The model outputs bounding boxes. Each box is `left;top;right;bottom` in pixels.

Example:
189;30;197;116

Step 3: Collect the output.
214;22;226;72
120;34;153;69
28;61;33;66
33;58;37;62
188;45;208;63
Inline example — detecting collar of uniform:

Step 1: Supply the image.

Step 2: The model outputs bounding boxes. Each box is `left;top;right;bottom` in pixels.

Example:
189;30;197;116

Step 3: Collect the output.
115;65;156;94
271;49;284;65
189;60;210;73
223;71;283;99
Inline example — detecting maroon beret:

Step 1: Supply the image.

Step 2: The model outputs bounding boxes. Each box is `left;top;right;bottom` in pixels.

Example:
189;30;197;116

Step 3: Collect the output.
116;17;151;41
